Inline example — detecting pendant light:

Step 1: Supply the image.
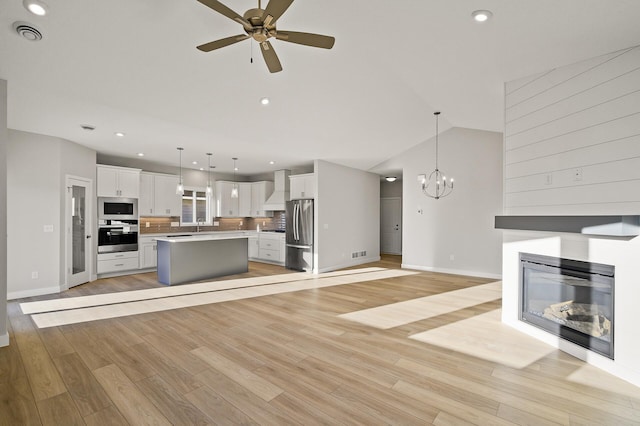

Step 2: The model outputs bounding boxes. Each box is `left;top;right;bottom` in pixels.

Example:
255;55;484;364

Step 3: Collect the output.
176;147;184;195
206;153;213;194
418;112;454;200
231;157;239;198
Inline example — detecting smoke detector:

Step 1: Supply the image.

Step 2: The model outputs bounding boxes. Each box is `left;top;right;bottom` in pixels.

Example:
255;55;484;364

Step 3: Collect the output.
13;21;42;41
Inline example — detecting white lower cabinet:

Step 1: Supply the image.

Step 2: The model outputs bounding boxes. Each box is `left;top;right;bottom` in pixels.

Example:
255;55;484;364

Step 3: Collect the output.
139;237;158;269
98;251;139;274
255;233;285;265
248;235;259;259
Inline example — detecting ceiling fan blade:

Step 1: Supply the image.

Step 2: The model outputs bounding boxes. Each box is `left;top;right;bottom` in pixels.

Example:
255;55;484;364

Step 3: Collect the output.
197;0;253;31
197;34;249;52
275;31;335;49
260;41;283;73
263;0;294;27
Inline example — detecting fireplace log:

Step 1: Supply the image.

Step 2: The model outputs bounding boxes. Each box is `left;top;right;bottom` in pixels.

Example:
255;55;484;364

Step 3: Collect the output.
542;300;611;338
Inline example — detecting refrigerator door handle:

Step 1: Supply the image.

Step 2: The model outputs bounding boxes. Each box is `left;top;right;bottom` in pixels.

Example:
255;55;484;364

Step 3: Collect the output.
294;203;299;241
286;244;312;249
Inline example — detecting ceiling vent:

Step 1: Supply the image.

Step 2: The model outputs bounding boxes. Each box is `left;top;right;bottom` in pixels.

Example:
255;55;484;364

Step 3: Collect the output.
13;21;42;41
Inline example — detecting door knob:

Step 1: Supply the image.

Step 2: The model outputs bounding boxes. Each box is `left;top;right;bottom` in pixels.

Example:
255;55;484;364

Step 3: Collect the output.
86;235;92;239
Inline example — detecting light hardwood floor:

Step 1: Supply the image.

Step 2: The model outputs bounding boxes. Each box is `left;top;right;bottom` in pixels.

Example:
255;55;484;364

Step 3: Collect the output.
2;256;639;425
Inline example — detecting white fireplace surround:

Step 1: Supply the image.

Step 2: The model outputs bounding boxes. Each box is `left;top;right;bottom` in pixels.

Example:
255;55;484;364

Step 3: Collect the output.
502;230;640;387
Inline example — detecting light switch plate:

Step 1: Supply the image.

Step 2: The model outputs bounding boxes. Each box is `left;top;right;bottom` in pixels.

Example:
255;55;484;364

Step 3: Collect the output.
43;225;54;232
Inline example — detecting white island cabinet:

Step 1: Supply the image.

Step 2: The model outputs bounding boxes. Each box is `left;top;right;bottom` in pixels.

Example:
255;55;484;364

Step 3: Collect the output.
97;165;140;198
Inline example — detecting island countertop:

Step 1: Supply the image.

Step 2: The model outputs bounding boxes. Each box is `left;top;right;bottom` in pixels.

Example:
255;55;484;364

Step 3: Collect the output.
155;234;249;243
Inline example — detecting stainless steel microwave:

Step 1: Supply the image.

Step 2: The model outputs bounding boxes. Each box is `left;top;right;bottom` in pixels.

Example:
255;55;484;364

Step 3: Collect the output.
98;197;138;220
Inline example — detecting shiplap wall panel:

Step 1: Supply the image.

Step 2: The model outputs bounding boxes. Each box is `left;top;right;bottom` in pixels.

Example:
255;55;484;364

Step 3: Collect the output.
506;48;638;120
505;134;640;179
505;70;551;96
506;113;640;165
504;44;640;215
506;157;640;194
505;49;626;111
506;68;640;136
507;89;640;149
506;180;640;208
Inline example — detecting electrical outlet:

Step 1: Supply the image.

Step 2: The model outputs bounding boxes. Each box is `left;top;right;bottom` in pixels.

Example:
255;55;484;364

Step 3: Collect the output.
43;225;54;232
213;221;219;226
574;168;583;181
239;220;243;226
262;221;266;226
146;222;150;228
31;271;38;279
450;254;455;261
545;174;553;185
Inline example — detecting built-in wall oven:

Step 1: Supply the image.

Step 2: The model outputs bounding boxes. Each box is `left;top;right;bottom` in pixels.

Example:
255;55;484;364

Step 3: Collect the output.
98;197;138;221
98;220;139;253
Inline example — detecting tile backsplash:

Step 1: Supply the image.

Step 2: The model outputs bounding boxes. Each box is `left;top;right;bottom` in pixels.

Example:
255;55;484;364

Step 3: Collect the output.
139;212;286;234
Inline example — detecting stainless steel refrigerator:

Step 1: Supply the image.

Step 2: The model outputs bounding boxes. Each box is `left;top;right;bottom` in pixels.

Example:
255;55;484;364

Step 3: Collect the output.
286;199;314;271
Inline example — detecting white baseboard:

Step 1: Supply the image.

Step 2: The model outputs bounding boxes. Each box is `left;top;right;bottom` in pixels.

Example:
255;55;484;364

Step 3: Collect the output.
317;256;381;274
8;285;61;301
401;264;502;280
0;332;9;347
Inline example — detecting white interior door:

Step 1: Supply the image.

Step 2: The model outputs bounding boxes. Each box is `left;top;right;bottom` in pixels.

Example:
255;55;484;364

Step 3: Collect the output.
380;197;402;255
66;176;92;288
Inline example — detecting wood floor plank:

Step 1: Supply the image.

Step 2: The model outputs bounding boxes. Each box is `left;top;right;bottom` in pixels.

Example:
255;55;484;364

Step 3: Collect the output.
184;384;258;426
93;363;171;426
0;336;43;426
36;392;84;426
136;374;214;425
193;368;299;425
9;311;67;402
52;352;112;417
83;405;129;426
191;346;283;402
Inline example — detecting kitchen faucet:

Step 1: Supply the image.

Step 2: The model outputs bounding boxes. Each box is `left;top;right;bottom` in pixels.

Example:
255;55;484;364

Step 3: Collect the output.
196;218;204;232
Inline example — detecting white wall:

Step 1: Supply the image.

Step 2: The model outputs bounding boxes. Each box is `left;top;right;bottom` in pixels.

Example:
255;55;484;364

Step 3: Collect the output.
378;127;503;278
315;160;380;272
7;130;96;299
502;45;640;387
381;180;403;198
0;80;8;347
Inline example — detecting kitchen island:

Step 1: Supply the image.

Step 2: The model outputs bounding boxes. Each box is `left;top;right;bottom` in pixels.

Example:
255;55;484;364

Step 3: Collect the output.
156;235;248;285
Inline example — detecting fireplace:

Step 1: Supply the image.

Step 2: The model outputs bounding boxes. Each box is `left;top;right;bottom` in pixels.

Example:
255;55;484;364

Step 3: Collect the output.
519;253;614;359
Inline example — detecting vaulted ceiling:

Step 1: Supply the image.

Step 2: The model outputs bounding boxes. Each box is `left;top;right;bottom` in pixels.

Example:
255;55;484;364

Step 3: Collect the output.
2;0;639;176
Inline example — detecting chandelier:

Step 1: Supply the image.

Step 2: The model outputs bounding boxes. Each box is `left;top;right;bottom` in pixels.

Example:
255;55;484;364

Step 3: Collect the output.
418;111;454;199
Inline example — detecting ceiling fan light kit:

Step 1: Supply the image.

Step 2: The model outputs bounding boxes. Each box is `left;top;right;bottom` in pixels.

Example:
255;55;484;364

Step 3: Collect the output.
196;0;335;73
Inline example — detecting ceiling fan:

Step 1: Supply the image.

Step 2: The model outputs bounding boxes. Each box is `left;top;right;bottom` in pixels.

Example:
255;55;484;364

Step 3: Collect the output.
196;0;335;73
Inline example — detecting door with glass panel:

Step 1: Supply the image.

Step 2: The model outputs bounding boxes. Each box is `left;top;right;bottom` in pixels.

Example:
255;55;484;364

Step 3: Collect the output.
66;176;92;288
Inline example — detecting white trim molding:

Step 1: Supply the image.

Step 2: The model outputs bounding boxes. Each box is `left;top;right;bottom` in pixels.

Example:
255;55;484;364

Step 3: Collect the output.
402;263;502;280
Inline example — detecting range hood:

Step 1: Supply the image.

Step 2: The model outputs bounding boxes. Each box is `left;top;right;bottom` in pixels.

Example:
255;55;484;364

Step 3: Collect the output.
263;170;290;211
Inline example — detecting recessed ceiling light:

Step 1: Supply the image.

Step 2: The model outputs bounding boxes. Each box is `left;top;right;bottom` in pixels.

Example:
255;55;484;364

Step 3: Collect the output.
269;161;275;165
137;152;144;157
23;0;48;16
260;97;270;105
385;176;397;182
471;10;493;22
199;167;204;171
192;161;198;165
114;132;125;137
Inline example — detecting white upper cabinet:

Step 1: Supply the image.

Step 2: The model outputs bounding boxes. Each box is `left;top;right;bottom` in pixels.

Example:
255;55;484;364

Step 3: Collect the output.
251;181;274;217
216;181;239;217
97;165;141;198
215;181;274;217
139;173;154;215
154;174;181;216
139;172;181;217
289;173;315;200
238;182;253;217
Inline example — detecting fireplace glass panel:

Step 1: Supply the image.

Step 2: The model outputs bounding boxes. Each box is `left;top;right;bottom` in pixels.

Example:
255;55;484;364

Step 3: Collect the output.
520;253;614;359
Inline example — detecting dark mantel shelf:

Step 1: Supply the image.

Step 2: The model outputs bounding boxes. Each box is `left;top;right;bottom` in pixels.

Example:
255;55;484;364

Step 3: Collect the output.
495;215;640;237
